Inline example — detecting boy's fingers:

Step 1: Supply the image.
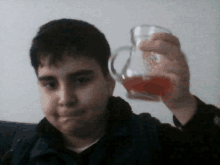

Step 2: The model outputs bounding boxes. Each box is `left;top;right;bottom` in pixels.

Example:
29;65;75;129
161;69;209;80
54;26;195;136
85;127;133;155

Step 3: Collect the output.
149;33;181;47
140;40;181;61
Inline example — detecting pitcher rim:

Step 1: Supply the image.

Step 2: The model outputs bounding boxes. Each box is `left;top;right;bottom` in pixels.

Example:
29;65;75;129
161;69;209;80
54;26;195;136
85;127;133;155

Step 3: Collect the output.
131;24;172;34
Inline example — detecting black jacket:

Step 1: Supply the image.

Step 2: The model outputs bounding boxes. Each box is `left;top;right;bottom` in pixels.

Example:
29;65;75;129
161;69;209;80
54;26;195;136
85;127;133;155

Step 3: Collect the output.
1;95;220;164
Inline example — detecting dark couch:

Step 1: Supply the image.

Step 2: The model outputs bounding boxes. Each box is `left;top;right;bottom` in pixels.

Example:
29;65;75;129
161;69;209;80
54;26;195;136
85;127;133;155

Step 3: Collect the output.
0;121;37;160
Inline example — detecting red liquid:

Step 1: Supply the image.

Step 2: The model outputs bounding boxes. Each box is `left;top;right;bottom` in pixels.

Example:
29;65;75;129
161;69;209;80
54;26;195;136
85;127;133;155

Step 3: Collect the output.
122;76;174;96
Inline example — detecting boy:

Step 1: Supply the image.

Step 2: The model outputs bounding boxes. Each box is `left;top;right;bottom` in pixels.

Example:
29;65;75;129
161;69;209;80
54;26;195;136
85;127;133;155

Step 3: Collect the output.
2;18;220;164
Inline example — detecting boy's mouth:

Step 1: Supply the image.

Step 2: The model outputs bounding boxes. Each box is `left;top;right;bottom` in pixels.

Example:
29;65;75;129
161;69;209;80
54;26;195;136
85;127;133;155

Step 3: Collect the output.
59;108;87;118
73;109;86;117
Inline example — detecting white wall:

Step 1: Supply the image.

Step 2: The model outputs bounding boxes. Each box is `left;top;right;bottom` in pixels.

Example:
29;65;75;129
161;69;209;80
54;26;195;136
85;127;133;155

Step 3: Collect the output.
0;0;220;125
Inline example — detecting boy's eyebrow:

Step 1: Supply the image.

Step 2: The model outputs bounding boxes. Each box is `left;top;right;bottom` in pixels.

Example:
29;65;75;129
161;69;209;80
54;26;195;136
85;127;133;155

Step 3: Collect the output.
38;70;95;82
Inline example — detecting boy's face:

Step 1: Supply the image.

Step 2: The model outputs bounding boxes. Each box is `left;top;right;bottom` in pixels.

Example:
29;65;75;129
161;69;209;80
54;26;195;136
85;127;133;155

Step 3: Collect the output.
37;55;115;136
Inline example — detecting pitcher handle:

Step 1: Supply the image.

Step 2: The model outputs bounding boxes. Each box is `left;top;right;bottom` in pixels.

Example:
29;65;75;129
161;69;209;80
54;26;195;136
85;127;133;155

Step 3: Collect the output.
108;46;131;82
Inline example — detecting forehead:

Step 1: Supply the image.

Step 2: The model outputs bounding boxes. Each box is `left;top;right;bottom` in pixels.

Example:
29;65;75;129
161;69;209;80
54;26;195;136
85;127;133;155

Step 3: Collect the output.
38;56;101;77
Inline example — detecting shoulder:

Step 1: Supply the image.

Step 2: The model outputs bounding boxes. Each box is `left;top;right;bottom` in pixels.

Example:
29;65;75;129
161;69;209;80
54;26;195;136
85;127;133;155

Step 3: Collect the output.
136;112;162;128
129;112;162;137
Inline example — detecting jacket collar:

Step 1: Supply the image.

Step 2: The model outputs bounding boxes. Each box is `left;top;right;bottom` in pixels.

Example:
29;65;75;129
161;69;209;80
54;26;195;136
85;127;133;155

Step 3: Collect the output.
30;96;134;159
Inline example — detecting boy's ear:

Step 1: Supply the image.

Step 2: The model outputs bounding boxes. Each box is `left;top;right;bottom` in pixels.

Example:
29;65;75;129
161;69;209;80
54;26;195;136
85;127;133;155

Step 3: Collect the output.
106;73;116;94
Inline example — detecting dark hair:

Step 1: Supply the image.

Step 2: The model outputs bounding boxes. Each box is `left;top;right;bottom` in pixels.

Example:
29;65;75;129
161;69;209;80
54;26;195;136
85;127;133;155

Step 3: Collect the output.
30;18;111;77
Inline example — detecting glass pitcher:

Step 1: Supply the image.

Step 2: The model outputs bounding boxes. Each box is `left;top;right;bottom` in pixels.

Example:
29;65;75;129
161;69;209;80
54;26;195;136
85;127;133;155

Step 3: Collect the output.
108;25;174;101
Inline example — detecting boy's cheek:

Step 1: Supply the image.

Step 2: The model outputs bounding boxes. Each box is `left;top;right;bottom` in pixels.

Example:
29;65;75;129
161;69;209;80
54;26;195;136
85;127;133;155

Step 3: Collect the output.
40;96;48;110
40;94;54;109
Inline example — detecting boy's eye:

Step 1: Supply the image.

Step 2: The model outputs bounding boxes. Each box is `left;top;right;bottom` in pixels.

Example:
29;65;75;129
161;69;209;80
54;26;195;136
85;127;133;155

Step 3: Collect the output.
43;82;56;89
41;77;92;90
74;77;91;85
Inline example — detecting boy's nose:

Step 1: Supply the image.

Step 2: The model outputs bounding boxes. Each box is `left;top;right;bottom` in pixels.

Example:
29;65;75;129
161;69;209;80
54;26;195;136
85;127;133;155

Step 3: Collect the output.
58;85;77;107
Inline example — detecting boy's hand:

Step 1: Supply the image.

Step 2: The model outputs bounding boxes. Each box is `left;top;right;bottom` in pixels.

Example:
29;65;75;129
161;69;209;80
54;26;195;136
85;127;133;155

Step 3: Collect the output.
132;33;197;124
138;33;190;104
